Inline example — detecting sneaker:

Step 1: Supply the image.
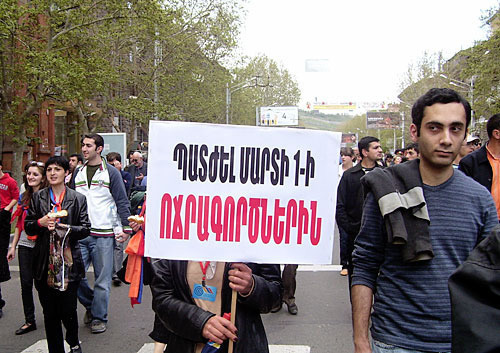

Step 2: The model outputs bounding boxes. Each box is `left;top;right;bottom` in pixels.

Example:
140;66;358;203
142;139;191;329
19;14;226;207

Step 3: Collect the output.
83;309;92;326
69;344;82;353
112;277;121;287
91;319;107;334
340;268;348;276
287;302;298;315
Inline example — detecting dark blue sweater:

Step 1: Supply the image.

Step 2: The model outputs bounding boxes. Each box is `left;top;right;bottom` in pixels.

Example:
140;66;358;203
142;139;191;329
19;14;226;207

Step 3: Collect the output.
352;170;498;352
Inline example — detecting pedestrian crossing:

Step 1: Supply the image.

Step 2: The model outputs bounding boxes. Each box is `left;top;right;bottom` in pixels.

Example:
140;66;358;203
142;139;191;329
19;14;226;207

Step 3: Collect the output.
21;340;311;353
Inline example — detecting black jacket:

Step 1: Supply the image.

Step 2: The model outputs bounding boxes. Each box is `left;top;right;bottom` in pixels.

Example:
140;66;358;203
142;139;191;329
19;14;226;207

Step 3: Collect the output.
25;187;90;282
449;225;500;353
459;145;492;192
150;260;282;353
361;159;433;263
336;163;384;237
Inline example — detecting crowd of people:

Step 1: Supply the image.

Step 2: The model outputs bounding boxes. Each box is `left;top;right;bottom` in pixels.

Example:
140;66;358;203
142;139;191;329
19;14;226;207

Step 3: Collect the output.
0;87;499;353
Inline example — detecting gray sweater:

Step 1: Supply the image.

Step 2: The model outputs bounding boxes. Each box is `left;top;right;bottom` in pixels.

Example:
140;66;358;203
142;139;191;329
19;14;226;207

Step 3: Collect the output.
352;170;498;352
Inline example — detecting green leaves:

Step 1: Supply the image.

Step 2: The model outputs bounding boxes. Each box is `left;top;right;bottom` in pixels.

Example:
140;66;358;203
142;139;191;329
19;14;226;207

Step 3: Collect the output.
231;54;301;125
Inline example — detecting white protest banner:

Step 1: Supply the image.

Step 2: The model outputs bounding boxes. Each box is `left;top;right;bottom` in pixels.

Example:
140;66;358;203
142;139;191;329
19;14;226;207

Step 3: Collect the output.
144;121;341;264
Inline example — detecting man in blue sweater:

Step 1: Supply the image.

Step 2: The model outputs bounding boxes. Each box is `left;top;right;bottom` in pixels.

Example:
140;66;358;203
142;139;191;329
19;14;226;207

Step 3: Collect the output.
351;88;498;353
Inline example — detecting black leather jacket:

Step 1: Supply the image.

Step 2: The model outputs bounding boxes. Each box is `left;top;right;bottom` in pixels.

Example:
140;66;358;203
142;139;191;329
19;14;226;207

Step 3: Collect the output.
459;145;493;192
25;187;90;282
150;260;282;353
449;225;500;353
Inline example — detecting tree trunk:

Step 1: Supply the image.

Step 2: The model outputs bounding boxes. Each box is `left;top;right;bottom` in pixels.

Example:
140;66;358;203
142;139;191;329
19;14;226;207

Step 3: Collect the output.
74;102;89;135
11;141;25;185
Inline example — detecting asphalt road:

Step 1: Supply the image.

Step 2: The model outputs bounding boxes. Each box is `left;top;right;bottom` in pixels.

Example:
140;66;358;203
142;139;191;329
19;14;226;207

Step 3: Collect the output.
0;228;354;353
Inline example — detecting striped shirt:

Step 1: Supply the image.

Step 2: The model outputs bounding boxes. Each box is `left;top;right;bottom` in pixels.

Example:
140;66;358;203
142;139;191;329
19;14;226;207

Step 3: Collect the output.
352;170;498;352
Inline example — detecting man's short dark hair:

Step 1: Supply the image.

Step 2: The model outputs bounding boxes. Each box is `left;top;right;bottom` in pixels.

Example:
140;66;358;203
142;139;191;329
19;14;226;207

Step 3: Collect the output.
487;114;500;139
106;152;122;163
70;153;83;163
45;156;70;173
405;143;419;153
81;133;104;150
411;88;471;135
358;136;379;159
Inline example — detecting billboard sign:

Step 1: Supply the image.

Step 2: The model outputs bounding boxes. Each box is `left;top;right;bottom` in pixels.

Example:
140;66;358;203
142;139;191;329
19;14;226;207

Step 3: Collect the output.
341;133;357;146
366;111;401;129
258;106;299;126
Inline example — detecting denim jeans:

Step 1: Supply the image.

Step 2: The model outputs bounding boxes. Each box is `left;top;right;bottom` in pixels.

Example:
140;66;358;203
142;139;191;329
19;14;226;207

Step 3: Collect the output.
372;340;450;353
77;236;114;322
112;239;124;279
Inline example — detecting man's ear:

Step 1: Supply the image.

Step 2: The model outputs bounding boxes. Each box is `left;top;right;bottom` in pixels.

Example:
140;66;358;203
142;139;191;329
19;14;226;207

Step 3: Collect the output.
410;124;419;142
96;145;103;154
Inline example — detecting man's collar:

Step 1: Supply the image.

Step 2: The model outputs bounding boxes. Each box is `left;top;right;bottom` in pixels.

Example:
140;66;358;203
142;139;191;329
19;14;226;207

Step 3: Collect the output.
83;157;107;171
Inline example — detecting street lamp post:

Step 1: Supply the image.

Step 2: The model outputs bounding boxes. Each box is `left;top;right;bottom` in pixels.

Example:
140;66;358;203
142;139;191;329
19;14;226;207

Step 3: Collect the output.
398;99;413;149
439;74;476;127
225;76;270;124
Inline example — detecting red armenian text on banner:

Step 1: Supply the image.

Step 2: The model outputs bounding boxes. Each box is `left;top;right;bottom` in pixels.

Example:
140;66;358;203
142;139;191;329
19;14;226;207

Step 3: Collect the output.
144;121;341;264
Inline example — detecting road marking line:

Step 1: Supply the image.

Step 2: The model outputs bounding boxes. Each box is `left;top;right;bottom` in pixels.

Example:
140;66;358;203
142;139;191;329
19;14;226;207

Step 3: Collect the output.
270;345;311;353
137;343;155;353
22;341;311;353
138;343;311;353
21;339;69;353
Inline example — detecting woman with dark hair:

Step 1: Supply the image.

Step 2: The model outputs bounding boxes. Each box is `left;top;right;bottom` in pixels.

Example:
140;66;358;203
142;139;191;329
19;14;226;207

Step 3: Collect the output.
8;161;47;335
25;156;90;353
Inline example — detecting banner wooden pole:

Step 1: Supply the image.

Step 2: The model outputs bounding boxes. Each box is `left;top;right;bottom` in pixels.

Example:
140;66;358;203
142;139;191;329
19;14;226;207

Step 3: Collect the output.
228;289;237;353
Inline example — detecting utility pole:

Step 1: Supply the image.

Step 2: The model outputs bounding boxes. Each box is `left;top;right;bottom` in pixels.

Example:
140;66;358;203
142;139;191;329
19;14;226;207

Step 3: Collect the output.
439;74;476;127
225;76;271;124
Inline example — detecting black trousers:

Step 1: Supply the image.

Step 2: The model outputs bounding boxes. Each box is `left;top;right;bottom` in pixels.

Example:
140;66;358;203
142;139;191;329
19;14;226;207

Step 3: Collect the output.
35;279;80;353
338;226;349;268
0;209;12;308
282;264;298;305
18;245;36;323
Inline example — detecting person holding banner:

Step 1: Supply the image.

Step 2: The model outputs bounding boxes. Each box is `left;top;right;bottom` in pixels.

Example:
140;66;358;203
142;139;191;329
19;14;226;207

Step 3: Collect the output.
150;260;282;353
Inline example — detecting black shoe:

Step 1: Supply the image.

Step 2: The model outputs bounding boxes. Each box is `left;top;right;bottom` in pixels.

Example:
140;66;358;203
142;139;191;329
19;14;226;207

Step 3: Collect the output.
69;344;82;353
83;309;92;326
112;277;121;287
287;302;298;315
15;322;37;335
270;302;282;313
0;308;3;318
